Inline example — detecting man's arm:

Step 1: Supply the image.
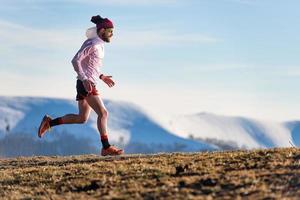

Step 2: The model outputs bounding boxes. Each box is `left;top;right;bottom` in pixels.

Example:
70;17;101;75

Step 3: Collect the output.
71;45;95;81
72;45;96;92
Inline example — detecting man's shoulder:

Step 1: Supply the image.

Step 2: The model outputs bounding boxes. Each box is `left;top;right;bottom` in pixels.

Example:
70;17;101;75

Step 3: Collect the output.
81;37;103;50
90;37;104;45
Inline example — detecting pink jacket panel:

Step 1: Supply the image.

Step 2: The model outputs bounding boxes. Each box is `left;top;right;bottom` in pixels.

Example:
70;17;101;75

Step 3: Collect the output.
72;37;105;84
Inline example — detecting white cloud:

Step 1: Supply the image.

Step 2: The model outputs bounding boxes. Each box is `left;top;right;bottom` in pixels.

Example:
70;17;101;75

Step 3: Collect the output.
0;1;45;11
175;63;300;75
0;19;219;54
237;64;300;78
71;0;182;6
178;63;251;72
0;0;183;8
1;71;299;122
0;19;83;76
100;82;300;122
283;66;300;77
0;19;82;52
114;29;220;47
0;69;75;98
226;0;259;5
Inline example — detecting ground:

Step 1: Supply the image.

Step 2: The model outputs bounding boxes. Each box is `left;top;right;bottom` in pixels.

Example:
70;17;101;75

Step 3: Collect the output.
0;148;300;199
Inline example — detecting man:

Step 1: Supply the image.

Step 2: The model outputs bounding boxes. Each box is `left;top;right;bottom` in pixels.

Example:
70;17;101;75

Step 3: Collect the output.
38;15;124;156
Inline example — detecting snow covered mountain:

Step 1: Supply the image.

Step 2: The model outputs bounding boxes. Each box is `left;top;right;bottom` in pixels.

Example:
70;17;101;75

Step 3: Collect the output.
163;112;295;149
0;96;215;157
285;121;300;147
0;96;297;157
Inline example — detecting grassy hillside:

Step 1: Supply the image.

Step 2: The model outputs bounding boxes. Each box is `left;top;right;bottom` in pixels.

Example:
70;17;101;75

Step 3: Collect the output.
0;148;300;199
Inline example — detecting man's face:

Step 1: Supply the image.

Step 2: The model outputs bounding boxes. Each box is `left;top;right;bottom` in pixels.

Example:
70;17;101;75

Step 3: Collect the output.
100;28;114;43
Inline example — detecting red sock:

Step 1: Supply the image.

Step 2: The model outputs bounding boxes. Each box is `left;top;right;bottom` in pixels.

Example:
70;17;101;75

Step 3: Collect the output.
101;134;110;149
49;117;64;127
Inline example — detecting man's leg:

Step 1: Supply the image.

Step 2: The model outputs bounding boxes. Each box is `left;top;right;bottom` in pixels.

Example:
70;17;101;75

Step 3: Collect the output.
85;95;108;134
59;100;91;124
85;95;123;156
38;100;91;137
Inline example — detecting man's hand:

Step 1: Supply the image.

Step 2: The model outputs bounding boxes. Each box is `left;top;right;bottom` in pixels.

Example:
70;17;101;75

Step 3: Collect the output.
83;79;92;93
100;75;115;87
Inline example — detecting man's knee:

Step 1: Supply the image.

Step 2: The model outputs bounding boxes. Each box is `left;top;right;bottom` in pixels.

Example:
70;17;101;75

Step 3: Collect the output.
100;109;108;119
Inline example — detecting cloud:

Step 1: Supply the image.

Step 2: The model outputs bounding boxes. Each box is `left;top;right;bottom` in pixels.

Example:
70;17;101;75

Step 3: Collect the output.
237;64;300;78
0;0;182;8
0;19;219;54
0;19;84;75
179;63;251;72
226;0;258;5
102;81;300;122
114;29;220;47
175;63;300;76
0;19;82;52
0;69;75;99
70;0;182;6
282;66;300;77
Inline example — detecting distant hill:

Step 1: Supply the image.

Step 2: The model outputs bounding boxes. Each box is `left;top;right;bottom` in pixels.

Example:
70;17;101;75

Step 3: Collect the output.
285;121;300;147
0;96;297;157
164;112;296;149
0;96;215;157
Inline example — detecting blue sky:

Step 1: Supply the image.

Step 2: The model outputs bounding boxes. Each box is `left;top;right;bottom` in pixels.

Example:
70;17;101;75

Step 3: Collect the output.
0;0;300;121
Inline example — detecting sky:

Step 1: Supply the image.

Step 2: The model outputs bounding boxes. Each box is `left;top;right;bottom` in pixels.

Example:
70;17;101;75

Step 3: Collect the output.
0;0;300;122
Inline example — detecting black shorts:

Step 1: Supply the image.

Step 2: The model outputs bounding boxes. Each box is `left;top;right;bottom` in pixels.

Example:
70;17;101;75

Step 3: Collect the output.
76;80;99;101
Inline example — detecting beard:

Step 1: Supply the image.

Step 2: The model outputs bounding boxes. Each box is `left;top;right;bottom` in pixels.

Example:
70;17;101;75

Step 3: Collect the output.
101;33;110;42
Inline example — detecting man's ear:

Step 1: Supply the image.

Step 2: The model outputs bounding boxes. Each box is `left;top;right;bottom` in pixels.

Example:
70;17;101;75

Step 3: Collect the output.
98;28;105;35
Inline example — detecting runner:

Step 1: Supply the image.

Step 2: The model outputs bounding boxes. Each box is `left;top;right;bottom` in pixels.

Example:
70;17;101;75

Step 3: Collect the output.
38;15;124;156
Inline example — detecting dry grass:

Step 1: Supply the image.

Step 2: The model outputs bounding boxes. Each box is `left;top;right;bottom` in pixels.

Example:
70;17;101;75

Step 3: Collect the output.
0;148;300;199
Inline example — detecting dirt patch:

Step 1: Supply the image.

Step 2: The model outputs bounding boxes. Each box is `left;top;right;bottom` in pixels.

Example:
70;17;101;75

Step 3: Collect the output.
0;148;300;199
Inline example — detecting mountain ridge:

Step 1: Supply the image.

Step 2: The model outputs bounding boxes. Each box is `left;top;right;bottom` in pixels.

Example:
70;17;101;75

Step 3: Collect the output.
0;96;298;157
0;96;215;156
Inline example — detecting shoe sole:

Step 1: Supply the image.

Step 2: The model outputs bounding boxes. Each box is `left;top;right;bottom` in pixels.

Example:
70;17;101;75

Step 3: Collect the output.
38;115;50;138
101;150;124;156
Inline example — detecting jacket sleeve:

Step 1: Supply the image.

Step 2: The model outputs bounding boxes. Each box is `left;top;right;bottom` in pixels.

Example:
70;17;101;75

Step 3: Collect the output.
71;45;95;80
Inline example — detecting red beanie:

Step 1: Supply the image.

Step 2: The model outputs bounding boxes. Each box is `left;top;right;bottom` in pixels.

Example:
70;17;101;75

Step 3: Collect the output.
97;18;114;30
91;15;114;30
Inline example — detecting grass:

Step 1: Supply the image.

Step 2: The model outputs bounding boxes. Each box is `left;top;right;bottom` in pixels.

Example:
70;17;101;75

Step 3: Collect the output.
0;148;300;199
